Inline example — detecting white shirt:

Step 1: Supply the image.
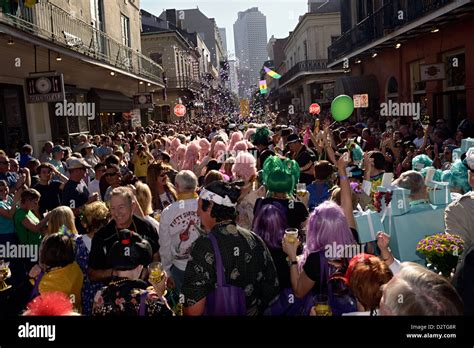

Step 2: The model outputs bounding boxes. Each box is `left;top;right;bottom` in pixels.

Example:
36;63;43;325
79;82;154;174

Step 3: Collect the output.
413;137;424;148
81;234;92;253
88;179;101;198
159;198;201;272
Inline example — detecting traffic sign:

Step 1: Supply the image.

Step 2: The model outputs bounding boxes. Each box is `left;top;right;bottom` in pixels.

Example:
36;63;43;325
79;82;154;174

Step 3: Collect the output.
174;104;186;117
309;103;321;115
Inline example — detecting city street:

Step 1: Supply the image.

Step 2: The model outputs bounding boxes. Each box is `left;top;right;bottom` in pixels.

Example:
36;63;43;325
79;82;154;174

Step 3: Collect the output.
0;0;474;345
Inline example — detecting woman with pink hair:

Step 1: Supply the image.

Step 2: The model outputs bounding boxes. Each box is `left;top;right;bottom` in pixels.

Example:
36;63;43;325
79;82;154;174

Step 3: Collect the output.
232;152;265;229
169;138;181;170
228;131;243;152
244;128;256;141
233;140;248;154
198;138;210;161
182;142;201;175
175;144;186;171
213;141;227;164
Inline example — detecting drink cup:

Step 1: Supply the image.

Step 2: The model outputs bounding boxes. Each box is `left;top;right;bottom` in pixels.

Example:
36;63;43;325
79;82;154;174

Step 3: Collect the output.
284;228;299;244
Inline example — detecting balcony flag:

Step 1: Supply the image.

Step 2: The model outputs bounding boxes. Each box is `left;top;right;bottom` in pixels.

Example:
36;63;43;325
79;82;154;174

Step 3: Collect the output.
264;66;281;80
259;80;268;94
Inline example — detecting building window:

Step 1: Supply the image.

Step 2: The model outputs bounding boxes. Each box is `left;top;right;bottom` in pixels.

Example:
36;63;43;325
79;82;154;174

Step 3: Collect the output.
410;60;426;95
120;14;131;47
150;52;162;65
386;76;399;102
444;51;465;89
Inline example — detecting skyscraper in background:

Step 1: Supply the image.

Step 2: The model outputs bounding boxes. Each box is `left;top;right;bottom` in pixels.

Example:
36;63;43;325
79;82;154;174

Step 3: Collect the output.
228;59;239;97
233;7;268;99
219;27;227;53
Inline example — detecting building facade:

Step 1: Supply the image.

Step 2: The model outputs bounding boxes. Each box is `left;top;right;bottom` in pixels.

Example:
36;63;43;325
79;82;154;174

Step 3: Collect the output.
219;27;227;53
328;0;474;128
0;0;164;155
233;7;268;99
277;3;344;117
159;8;226;71
141;9;210;122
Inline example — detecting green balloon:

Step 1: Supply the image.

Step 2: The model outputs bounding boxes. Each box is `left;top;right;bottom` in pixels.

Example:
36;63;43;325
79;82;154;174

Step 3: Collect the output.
331;95;354;122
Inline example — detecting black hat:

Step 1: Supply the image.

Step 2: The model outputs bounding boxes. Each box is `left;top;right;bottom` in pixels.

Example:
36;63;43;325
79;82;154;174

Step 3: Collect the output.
280;128;292;137
107;229;152;270
286;134;301;144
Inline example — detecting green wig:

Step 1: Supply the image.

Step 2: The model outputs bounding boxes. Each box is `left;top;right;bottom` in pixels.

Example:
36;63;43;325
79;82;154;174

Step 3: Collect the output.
262;156;300;194
412;155;433;172
251;126;272;146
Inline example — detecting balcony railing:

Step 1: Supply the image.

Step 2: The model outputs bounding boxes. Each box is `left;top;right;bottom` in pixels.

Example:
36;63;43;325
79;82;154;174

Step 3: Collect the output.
280;59;328;85
167;76;201;91
0;0;163;84
328;0;454;63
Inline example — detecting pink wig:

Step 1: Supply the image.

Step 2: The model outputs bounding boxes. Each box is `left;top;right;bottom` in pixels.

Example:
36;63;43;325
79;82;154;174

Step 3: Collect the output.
213;141;227;162
233;140;248;153
182;142;201;171
198;138;210;160
170;138;181;156
165;138;171;153
228;131;243;151
176;144;186;161
244;128;256;141
232;152;257;183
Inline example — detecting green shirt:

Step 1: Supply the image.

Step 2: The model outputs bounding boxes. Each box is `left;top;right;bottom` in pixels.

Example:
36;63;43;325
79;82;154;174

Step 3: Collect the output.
14;208;41;246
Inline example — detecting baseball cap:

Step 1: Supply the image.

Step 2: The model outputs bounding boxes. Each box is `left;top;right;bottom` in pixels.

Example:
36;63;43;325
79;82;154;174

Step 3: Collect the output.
52;145;66;154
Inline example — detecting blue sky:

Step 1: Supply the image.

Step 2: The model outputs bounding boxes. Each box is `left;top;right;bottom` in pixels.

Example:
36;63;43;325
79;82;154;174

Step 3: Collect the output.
140;0;308;56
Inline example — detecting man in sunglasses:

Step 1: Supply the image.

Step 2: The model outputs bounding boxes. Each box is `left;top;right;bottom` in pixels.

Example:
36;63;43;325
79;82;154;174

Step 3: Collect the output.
103;164;122;202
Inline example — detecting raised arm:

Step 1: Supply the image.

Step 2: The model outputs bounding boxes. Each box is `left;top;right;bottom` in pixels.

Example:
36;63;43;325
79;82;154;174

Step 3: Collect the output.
337;155;356;230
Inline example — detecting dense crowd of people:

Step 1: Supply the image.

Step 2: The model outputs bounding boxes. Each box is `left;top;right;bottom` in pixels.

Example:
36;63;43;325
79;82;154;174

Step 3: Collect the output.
0;112;473;317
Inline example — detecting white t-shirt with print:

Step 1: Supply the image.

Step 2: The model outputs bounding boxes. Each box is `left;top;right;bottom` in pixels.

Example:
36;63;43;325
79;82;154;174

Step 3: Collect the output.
159;198;201;272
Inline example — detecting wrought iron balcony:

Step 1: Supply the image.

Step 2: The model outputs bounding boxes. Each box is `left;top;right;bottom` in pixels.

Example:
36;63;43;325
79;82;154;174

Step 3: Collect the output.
0;0;164;85
166;76;201;91
280;59;328;85
328;0;454;63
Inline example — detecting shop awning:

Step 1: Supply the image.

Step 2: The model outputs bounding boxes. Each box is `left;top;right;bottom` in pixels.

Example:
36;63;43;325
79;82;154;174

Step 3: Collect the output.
334;74;380;98
88;88;133;112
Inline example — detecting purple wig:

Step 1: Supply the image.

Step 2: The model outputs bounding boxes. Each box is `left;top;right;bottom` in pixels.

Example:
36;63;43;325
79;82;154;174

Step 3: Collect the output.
299;201;356;272
252;203;288;249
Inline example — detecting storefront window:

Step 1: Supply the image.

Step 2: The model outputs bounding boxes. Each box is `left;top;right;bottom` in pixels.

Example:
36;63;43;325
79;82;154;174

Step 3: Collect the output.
0;84;29;155
411;60;426;96
445;52;465;88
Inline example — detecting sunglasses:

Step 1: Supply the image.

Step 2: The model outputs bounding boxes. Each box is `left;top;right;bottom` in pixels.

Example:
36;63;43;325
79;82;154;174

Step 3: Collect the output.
105;172;119;177
160;172;169;178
